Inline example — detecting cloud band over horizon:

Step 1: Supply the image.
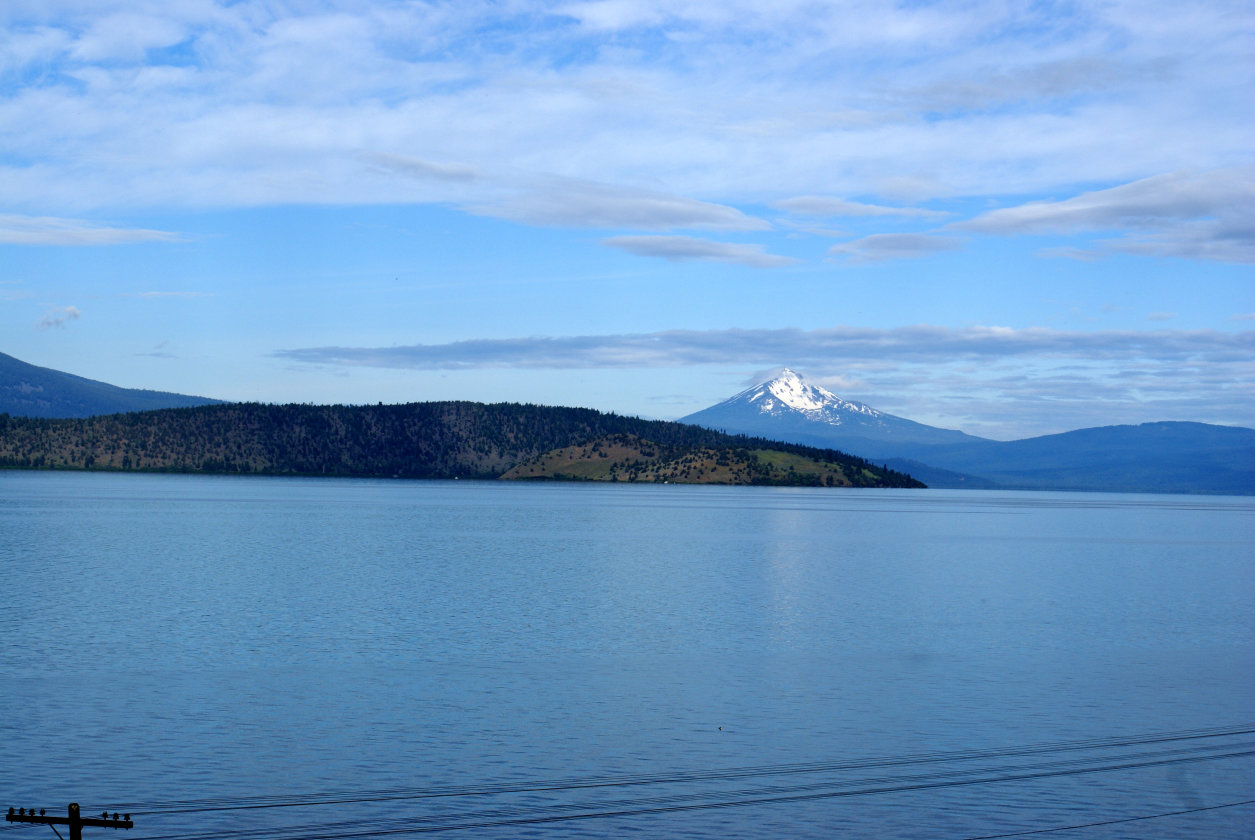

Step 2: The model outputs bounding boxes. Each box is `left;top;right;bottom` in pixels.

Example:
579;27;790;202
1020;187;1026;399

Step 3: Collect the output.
274;325;1254;435
277;326;1255;370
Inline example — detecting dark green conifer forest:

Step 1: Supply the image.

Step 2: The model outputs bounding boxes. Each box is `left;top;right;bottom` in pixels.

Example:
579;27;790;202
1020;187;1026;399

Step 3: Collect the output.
0;402;923;488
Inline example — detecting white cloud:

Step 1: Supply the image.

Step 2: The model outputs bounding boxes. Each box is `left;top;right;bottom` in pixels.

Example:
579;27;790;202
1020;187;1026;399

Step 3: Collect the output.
37;305;80;329
474;182;772;231
960;169;1255;235
556;0;991;44
363;152;479;183
0;215;183;245
848;359;1255;440
828;233;961;263
274;325;1255;434
1;1;1250;226
276;325;1255;370
556;1;668;31
775;197;948;220
1108;221;1255;263
69;12;187;62
901;56;1171;114
0;25;71;75
601;234;796;266
958;168;1255;262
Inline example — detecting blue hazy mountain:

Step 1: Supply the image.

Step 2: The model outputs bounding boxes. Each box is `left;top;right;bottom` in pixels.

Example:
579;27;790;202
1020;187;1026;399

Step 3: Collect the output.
892;421;1255;495
681;368;1255;494
1;351;224;418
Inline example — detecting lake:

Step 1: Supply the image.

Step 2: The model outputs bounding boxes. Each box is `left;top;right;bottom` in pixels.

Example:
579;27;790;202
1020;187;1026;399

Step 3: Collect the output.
2;472;1252;838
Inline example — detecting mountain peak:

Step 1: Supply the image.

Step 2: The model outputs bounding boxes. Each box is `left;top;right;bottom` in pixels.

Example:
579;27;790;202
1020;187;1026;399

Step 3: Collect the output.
740;367;872;417
681;367;982;451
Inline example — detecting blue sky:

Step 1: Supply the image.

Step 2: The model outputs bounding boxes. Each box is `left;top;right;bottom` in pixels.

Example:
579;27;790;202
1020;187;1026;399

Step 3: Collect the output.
2;0;1252;439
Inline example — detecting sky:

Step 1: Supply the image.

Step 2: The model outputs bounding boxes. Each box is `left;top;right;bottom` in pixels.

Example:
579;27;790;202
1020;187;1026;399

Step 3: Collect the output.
1;0;1252;440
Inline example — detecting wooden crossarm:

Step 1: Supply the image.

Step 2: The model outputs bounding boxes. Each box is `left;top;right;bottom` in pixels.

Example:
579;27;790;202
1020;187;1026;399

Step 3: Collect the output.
6;805;132;833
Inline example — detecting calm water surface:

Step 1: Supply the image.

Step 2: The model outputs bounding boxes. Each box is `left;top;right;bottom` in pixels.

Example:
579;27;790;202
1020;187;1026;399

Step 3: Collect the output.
2;472;1252;838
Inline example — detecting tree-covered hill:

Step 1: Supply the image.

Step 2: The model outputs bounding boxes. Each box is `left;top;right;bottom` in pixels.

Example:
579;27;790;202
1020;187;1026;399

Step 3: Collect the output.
0;402;924;488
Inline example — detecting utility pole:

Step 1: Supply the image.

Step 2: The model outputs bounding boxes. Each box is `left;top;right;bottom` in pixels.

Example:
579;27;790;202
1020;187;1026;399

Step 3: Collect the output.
6;804;132;840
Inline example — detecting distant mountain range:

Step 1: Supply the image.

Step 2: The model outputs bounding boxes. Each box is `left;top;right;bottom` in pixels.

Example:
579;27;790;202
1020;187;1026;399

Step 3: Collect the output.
681;368;1255;495
0;352;920;488
5;353;1251;494
0;351;222;418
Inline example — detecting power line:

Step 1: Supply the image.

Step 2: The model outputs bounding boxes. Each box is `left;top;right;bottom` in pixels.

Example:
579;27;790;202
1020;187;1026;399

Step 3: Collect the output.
109;723;1255;817
130;740;1255;840
22;724;1240;840
202;746;1255;839
125;744;1255;840
953;798;1255;840
276;749;1255;838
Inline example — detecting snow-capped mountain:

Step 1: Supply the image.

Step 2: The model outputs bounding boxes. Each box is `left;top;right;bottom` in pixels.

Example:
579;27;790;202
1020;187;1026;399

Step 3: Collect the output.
680;368;985;454
680;368;1255;494
722;367;882;423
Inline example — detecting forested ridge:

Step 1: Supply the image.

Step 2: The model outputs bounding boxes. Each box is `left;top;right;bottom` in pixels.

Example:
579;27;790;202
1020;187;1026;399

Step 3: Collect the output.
0;401;922;487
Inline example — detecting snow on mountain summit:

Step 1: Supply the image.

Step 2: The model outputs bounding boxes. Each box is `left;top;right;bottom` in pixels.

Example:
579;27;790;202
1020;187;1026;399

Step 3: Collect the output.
741;368;880;421
680;367;987;453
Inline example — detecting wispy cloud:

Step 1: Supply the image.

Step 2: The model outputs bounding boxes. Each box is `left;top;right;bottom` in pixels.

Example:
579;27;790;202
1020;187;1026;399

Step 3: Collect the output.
848;358;1255;439
961;169;1252;234
275;325;1255;434
470;181;771;231
276;325;1255;370
958;168;1255;262
555;1;669;31
70;11;188;62
2;2;1249;258
775;197;948;220
901;56;1172;114
0;215;183;246
363;153;479;183
37;305;81;330
828;233;961;263
601;235;797;267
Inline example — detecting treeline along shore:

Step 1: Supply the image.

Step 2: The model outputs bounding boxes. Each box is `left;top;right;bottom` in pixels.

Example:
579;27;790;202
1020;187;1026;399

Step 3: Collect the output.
0;402;923;488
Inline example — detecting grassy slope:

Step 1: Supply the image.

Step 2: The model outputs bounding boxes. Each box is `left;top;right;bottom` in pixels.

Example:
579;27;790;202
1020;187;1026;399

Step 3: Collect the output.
502;433;882;486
